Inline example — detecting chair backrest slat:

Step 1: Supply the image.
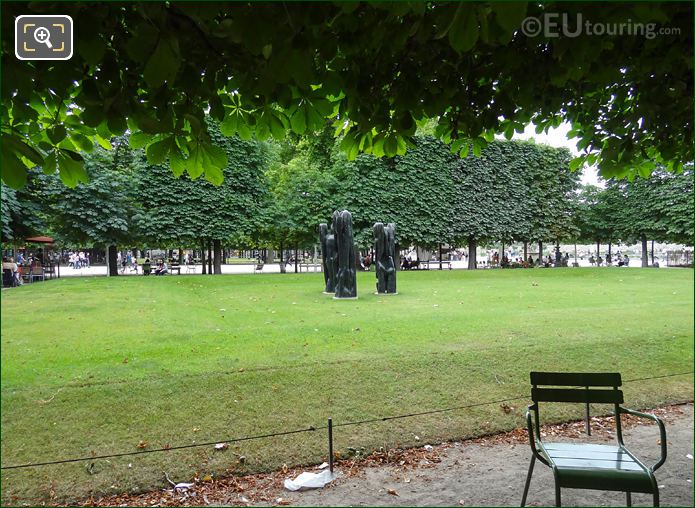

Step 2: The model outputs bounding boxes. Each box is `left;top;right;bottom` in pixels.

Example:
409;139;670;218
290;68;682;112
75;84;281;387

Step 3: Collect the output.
531;387;624;404
530;372;622;387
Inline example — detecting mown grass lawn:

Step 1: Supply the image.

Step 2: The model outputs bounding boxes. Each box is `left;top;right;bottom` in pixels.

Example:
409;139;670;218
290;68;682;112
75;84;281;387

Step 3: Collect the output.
1;268;693;503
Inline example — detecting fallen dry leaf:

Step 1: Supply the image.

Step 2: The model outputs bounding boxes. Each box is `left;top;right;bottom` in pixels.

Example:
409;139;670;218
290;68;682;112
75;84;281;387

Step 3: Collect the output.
69;403;689;508
136;440;147;449
387;488;398;496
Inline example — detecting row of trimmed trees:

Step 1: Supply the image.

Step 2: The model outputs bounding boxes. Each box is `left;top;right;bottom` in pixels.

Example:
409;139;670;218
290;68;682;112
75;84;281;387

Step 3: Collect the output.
264;128;582;269
2;127;692;273
574;172;693;267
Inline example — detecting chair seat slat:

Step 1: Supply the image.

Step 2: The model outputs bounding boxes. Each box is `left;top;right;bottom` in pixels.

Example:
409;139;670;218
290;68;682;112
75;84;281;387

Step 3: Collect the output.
531;387;624;404
551;457;644;471
530;371;622;387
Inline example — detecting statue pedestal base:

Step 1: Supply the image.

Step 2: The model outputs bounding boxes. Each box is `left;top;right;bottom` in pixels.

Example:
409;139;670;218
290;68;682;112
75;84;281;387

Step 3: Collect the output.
322;291;335;295
333;296;358;300
375;292;398;296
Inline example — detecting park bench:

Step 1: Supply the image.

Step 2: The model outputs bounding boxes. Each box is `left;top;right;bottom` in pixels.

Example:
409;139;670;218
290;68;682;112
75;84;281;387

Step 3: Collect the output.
169;264;181;275
29;266;45;282
423;260;452;270
254;261;264;274
43;263;56;279
19;266;31;283
521;371;666;507
142;262;152;276
299;262;320;272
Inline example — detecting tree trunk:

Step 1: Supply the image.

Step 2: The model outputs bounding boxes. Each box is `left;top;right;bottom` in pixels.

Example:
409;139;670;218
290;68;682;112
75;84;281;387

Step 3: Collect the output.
554;241;561;267
178;248;184;264
201;239;207;274
501;241;505;267
650;240;655;265
467;237;477;270
107;245;118;276
641;234;648;267
279;239;286;273
438;243;443;270
574;243;578;266
294;245;298;273
596;240;600;258
213;239;222;274
523;242;528;262
538;241;543;261
207;239;213;274
608;241;612;264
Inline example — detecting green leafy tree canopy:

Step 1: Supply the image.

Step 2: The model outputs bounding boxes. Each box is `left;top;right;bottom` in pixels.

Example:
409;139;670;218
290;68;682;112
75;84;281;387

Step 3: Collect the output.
1;2;691;188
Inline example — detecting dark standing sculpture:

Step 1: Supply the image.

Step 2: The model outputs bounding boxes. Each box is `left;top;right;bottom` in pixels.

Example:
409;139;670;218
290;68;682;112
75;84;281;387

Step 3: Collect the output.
333;210;357;299
319;223;337;293
374;222;397;294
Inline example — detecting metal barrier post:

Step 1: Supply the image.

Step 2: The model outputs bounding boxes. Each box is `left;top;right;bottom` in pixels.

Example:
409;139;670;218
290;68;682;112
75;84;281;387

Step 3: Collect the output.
328;418;334;474
585;386;591;436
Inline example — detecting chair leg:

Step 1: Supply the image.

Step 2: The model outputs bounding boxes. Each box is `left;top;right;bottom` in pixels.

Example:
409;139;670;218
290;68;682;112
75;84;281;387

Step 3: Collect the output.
626;492;632;507
520;455;536;507
653;487;659;507
555;482;561;507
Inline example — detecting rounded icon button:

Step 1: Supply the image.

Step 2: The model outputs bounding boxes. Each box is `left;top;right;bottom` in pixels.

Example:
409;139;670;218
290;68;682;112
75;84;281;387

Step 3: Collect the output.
15;14;73;61
34;26;53;48
520;17;543;38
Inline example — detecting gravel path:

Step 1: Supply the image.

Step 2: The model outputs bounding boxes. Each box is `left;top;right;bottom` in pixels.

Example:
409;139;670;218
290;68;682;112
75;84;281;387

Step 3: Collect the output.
283;404;693;507
82;404;693;507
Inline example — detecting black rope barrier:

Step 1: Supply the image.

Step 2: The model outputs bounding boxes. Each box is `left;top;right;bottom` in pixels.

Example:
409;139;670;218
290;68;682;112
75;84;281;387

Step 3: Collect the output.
2;370;691;471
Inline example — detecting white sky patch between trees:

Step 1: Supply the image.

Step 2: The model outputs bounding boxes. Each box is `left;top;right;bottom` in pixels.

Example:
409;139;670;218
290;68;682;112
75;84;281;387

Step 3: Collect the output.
499;122;602;187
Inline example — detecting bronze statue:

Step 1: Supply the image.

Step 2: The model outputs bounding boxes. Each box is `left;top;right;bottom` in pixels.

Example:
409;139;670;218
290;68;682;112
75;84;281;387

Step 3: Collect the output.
333;210;357;298
319;223;337;293
374;222;397;294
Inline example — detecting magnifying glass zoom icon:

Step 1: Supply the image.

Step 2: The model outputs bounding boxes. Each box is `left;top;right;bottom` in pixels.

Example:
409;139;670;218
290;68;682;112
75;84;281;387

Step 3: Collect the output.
34;27;52;48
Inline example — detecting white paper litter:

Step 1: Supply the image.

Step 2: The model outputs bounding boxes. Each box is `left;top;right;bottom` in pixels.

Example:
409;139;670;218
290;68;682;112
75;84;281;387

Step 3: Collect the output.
174;482;195;490
317;462;329;469
284;469;337;491
687;454;693;460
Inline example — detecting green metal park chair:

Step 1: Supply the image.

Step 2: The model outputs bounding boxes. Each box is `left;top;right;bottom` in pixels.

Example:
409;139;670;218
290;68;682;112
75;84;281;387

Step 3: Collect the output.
521;372;666;507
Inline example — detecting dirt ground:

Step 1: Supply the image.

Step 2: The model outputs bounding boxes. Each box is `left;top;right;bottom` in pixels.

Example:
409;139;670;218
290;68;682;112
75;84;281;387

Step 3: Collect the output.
84;403;693;507
282;404;693;507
